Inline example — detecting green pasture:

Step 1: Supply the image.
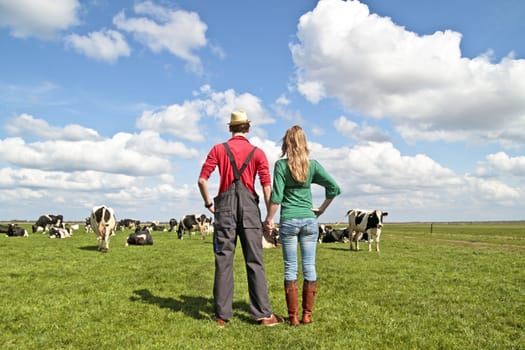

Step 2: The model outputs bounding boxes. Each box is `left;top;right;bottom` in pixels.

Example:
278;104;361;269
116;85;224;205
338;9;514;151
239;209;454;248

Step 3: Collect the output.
1;222;524;349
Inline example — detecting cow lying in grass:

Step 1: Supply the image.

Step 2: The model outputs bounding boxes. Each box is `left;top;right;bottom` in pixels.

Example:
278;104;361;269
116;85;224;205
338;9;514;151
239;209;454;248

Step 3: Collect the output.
49;225;73;239
32;214;63;233
262;227;280;248
126;227;154;246
318;225;349;243
347;209;388;252
0;224;28;237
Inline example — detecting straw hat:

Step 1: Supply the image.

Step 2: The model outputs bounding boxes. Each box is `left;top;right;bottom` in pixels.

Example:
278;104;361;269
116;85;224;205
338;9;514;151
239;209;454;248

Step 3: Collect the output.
228;110;251;125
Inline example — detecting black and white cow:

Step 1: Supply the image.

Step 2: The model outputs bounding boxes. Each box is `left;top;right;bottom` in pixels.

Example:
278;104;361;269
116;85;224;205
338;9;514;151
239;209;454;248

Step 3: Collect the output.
347;209;388;252
126;227;154;246
32;214;63;233
49;224;73;239
168;218;178;232
90;205;116;252
0;225;9;235
147;222;167;232
0;224;11;235
84;217;92;233
116;218;140;231
319;225;350;243
177;214;209;240
1;224;29;237
200;216;213;237
317;224;327;243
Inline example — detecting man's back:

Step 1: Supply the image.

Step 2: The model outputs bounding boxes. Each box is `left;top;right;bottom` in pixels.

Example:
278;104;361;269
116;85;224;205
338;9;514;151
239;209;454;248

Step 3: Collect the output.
199;135;271;195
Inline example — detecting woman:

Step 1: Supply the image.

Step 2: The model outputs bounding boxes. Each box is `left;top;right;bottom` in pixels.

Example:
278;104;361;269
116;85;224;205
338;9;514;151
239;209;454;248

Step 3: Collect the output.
264;125;341;326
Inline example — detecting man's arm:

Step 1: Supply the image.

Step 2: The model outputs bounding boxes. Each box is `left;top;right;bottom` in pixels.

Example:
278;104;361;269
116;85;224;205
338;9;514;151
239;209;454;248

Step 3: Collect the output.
262;185;276;232
262;185;272;213
198;177;214;213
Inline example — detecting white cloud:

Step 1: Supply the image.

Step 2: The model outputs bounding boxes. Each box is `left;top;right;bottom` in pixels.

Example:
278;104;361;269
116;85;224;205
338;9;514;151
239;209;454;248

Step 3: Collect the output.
126;130;199;159
65;29;131;63
6;114;102;141
310;126;325;137
311;141;461;191
106;183;192;204
0;0;80;39
247;132;525;221
276;95;290;106
137;102;206;142
334;116;358;135
137;86;275;142
0;168;195;221
273;103;304;125
485;152;525;176
465;175;521;202
1;113;523;222
290;0;525;147
0;132;183;176
334;116;389;142
0;167;135;191
251;136;282;169
304;140;524;220
113;1;207;73
475;152;525;178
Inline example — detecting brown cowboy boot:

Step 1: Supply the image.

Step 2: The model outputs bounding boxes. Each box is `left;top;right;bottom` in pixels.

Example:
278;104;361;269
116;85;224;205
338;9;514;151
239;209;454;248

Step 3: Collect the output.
301;280;317;324
284;280;299;326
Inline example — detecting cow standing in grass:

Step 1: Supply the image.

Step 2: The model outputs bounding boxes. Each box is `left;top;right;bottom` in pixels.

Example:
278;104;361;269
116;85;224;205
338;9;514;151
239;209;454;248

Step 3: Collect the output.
347;209;388;252
90;205;116;253
168;218;178;232
177;214;208;240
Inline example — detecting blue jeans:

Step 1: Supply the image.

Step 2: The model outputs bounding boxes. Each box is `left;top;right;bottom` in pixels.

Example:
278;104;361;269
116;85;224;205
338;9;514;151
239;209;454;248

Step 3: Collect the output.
279;218;318;281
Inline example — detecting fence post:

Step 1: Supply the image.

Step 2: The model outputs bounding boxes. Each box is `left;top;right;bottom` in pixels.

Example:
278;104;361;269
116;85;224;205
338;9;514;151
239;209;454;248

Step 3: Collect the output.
430;223;433;234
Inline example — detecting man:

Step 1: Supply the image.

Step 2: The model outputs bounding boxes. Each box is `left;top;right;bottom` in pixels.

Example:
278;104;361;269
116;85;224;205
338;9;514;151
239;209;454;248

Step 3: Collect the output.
198;110;283;327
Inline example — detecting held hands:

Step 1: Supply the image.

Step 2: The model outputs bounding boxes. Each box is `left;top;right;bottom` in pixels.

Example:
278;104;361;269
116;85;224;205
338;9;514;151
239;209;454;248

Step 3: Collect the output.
263;218;274;233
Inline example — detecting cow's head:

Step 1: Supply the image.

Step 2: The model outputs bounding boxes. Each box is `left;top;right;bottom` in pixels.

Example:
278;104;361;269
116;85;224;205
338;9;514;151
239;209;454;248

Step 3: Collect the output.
368;210;388;229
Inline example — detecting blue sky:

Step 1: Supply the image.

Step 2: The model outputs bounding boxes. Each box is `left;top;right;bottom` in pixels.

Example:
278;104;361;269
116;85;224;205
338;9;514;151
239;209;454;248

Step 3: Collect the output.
1;0;524;223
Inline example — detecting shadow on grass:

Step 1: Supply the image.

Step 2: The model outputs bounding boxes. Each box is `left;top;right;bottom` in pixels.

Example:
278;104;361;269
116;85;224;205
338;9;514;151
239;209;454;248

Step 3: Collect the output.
131;289;252;323
325;246;351;251
79;245;99;251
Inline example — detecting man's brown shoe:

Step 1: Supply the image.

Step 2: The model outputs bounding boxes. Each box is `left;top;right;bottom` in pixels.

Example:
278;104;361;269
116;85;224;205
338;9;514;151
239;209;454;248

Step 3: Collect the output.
259;314;285;327
213;316;227;328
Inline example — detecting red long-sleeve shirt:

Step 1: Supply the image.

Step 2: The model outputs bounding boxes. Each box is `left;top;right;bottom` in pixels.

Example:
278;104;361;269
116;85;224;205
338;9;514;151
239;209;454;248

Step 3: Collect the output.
199;135;271;195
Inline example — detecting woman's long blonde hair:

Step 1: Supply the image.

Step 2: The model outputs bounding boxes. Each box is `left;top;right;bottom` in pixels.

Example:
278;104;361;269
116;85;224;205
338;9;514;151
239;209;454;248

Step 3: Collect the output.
281;125;310;183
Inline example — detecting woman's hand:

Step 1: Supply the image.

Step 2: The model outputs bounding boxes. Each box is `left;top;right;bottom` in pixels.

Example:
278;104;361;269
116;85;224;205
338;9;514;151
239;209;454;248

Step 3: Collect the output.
312;208;324;217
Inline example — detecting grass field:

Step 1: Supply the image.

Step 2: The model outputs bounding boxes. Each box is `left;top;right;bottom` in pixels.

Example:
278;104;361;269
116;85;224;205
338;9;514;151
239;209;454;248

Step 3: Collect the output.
1;222;524;349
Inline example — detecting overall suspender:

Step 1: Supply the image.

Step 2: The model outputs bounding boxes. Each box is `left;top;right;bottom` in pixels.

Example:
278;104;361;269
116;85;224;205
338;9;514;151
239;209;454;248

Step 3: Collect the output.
223;142;257;182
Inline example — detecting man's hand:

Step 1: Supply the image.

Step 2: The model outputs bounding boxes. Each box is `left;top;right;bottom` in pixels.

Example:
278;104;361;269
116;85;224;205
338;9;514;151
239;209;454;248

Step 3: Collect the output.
263;218;274;233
